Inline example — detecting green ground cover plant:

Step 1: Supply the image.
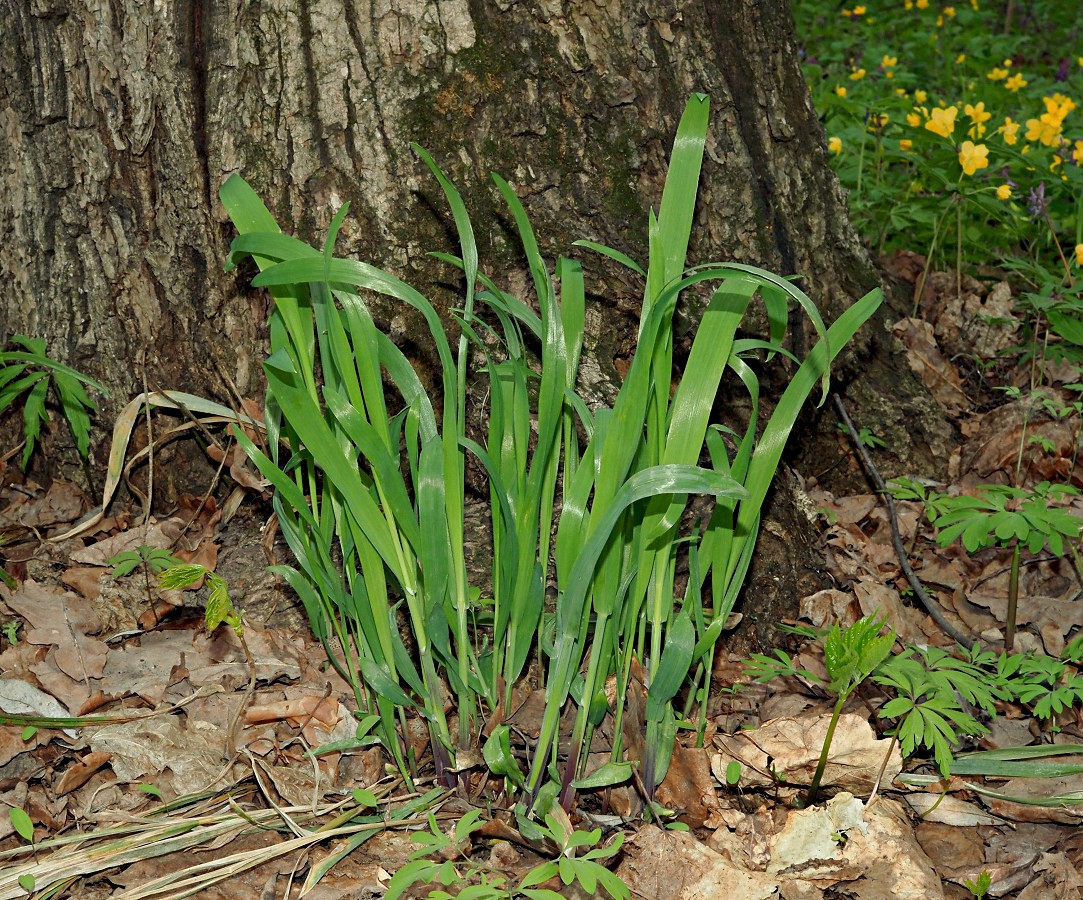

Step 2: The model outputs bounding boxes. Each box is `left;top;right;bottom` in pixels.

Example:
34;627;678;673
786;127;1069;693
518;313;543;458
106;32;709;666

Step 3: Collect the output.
219;93;882;823
795;0;1083;286
0;335;105;470
747;618;1083;800
888;477;1083;648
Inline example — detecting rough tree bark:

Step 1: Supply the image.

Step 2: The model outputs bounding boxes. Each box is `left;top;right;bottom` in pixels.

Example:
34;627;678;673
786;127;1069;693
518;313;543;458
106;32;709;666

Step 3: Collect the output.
0;0;947;648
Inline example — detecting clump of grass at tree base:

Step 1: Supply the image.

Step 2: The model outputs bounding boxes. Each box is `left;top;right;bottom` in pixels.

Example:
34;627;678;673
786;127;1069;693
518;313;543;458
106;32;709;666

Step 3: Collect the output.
0;335;106;470
795;0;1083;296
219;93;882;821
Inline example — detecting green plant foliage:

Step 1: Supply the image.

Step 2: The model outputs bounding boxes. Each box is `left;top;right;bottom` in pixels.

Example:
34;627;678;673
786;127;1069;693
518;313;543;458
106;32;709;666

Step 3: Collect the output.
0;335;106;469
964;870;992;900
748;614;897;804
795;0;1083;277
888;479;1083;648
159;563;242;635
874;649;991;775
219;93;882;817
929;482;1081;555
108;546;182;579
8;807;33;843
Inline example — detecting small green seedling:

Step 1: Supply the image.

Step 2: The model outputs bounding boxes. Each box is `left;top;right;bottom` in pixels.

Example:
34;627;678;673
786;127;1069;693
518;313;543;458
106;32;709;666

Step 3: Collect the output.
9;807;33;844
0;335;106;470
964;870;992;899
158;563;243;637
746;613;896;805
838;421;886;449
923;482;1081;650
109;546;181;579
1;621;19;646
109;545;184;614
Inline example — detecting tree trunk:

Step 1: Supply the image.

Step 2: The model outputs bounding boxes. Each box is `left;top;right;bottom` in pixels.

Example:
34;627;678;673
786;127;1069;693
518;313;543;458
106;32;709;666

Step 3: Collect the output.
1;0;874;413
1;0;934;644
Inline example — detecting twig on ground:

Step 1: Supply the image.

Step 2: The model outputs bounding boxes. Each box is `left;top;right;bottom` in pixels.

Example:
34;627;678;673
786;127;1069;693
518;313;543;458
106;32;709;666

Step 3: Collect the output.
833;394;978;647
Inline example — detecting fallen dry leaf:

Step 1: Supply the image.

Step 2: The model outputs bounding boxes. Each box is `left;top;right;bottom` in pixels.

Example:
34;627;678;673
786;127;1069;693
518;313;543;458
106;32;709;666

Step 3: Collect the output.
712;713;902;796
616;824;778;900
2;580;107;685
54;751;112;795
893;317;970;416
88;716;242;796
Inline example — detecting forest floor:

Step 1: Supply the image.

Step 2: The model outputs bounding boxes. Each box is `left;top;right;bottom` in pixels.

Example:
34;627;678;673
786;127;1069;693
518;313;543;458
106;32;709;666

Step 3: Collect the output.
1;257;1082;898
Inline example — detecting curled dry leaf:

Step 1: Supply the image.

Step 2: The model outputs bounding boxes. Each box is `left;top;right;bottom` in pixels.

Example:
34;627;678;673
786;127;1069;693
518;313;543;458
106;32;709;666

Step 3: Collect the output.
712;713;902;795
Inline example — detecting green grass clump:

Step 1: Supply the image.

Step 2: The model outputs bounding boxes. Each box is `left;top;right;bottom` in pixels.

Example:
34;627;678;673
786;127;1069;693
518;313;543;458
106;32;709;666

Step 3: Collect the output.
220;93;882;819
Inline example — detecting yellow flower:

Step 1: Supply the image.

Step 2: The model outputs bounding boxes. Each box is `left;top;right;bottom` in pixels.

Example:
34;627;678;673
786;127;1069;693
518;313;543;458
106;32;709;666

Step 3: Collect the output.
965;101;991;123
905;0;913;8
955;53;966;64
906;111;922;127
916;0;929;7
854;4;866;12
937;15;944;26
970;0;979;8
882;56;897;69
986;67;1008;81
829;136;843;155
886;71;894;79
835;85;848;97
1026;115;1062;146
868;113;890;131
964;101;991;137
925;105;958;137
944;5;955;14
1003;59;1013;67
1044;94;1076;122
958;141;989;175
1075;244;1083;267
900;139;914;151
1001;117;1019;144
915;90;928;103
996;184;1011;200
850;68;867;80
895;88;908;96
1073;140;1083;165
1005;73;1027;91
